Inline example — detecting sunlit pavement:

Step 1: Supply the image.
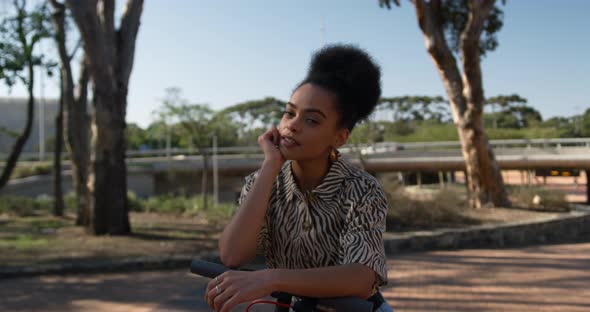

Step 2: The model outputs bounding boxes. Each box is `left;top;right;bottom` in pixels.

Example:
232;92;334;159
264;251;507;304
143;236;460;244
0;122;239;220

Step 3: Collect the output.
382;242;590;312
1;242;589;312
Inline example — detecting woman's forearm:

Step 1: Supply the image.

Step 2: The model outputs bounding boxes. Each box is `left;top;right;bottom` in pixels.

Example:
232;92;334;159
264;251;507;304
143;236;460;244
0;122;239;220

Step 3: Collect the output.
218;161;280;267
267;264;375;300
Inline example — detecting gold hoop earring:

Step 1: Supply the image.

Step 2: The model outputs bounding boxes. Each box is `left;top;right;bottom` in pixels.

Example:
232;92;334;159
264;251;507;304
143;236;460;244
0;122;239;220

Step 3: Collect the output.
329;148;339;162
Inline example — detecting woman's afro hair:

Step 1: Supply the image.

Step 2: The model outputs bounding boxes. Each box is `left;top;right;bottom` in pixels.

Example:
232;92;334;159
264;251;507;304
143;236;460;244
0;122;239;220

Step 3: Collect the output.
298;44;381;131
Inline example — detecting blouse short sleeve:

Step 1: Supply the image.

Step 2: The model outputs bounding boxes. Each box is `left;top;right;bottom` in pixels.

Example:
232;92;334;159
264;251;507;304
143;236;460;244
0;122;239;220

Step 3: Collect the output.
339;181;389;287
237;171;270;254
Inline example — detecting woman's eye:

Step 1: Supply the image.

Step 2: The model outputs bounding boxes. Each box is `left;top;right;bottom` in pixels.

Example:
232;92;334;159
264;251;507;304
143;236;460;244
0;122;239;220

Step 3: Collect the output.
306;118;318;125
283;110;295;117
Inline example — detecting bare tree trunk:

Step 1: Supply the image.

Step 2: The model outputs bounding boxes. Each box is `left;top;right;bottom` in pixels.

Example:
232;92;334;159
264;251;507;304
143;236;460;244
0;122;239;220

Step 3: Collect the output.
50;0;91;225
53;80;65;216
71;60;91;226
90;85;130;233
0;64;35;189
201;149;209;210
585;169;590;205
413;0;510;208
67;0;143;235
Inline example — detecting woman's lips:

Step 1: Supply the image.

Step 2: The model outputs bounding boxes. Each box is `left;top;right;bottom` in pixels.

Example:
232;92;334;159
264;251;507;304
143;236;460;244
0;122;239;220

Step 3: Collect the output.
280;137;299;148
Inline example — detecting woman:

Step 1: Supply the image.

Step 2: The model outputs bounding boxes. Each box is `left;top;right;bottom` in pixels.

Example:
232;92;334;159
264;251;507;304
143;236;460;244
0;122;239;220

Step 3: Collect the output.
205;44;393;312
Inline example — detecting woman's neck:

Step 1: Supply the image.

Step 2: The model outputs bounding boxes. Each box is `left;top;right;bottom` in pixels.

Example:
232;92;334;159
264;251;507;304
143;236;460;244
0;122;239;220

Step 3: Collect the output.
291;154;332;192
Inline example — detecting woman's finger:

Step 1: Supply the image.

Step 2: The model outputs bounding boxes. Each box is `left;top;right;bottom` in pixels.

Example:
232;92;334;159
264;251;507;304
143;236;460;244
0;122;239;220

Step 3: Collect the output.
219;293;240;312
213;283;233;311
272;127;280;146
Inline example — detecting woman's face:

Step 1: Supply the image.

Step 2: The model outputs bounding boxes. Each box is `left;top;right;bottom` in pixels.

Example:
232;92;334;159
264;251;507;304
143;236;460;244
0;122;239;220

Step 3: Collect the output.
278;83;349;161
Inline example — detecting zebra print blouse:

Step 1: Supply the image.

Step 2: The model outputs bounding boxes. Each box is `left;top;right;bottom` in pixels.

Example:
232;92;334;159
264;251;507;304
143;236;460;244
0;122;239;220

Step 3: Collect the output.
238;157;389;289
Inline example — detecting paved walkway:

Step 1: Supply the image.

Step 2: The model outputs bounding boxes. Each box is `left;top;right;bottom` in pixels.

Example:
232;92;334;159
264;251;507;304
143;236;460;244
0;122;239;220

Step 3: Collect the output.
382;242;590;312
1;242;589;312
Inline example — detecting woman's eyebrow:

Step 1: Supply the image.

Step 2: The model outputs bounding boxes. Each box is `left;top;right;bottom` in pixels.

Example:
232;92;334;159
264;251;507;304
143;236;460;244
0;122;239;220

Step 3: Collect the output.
287;102;327;119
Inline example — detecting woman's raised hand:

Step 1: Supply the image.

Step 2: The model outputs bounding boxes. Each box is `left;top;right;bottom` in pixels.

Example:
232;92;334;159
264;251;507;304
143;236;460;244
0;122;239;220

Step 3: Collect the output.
257;127;286;171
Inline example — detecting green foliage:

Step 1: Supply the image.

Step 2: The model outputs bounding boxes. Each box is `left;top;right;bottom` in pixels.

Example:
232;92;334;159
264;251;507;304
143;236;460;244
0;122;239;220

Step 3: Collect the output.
582;108;590;137
0;125;19;138
126;123;149;150
485;94;527;109
0;195;52;216
485;94;542;129
10;162;52;179
136;193;237;218
383;121;458;142
378;96;450;123
152;87;229;150
378;0;506;57
485;127;564;140
0;0;55;88
348;121;385;145
219;97;286;129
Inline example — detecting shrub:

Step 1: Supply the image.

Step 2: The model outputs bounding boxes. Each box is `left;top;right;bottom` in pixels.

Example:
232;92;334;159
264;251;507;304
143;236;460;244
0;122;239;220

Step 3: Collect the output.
0;195;52;217
9;162;52;180
508;186;570;212
380;178;479;230
139;193;236;218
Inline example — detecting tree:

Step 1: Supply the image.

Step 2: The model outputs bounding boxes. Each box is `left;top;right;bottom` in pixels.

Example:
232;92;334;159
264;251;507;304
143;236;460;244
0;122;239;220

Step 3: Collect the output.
48;0;91;225
220;97;285;130
0;0;54;190
126;123;147;150
380;0;510;208
154;88;216;210
581;108;590;137
378;95;450;123
66;0;144;235
485;95;542;129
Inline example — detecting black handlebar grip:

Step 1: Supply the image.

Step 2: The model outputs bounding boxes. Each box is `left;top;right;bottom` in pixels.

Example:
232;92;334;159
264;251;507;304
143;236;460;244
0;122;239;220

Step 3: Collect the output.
190;259;374;312
190;259;230;278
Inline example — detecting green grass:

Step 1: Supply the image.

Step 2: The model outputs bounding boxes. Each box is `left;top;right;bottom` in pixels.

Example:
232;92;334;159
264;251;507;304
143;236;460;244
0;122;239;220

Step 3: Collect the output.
139;193;237;218
6;235;50;251
0;196;53;217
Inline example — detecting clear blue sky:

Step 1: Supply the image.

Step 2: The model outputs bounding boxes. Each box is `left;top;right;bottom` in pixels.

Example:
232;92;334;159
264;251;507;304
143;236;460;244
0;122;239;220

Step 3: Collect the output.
3;0;589;128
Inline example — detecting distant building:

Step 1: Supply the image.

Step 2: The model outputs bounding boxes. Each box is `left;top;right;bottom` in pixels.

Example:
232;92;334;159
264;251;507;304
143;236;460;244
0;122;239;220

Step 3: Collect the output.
0;97;59;155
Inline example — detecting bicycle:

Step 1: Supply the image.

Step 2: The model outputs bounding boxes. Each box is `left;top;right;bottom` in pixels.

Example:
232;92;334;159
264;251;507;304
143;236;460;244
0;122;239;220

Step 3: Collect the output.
190;259;378;312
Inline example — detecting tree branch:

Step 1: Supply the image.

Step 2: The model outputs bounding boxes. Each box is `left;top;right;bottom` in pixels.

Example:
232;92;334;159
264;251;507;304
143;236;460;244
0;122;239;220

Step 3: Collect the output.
50;0;75;103
49;0;64;10
101;0;116;65
413;0;466;123
117;0;144;87
68;38;82;62
76;55;90;108
66;0;111;85
460;0;495;113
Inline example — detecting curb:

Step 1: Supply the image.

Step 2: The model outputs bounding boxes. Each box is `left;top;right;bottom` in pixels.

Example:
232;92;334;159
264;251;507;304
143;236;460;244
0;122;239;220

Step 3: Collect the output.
2;205;589;279
0;252;220;279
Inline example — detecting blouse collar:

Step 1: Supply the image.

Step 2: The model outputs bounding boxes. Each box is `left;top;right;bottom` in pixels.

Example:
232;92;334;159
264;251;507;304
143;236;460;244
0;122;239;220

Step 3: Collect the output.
282;154;348;203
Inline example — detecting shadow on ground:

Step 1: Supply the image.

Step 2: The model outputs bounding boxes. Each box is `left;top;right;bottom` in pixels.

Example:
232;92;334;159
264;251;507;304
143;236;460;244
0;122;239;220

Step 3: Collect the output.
382;241;590;312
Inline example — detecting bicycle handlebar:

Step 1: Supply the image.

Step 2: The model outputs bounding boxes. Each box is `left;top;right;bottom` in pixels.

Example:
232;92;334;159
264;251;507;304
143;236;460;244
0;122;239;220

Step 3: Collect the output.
190;259;374;312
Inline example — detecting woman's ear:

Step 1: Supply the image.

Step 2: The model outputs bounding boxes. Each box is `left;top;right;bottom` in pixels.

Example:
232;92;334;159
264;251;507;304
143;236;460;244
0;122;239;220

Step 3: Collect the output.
335;128;350;148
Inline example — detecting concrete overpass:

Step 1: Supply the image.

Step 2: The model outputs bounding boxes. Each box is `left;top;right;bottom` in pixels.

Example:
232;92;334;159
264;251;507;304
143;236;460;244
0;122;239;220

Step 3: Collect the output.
2;139;589;202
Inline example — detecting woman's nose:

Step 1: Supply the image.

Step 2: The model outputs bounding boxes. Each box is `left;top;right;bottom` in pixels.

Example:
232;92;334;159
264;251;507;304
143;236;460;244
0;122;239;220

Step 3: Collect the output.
285;117;301;132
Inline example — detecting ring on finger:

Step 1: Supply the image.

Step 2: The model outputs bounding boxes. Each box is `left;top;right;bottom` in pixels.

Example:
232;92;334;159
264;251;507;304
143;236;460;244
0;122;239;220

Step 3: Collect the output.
215;285;222;294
